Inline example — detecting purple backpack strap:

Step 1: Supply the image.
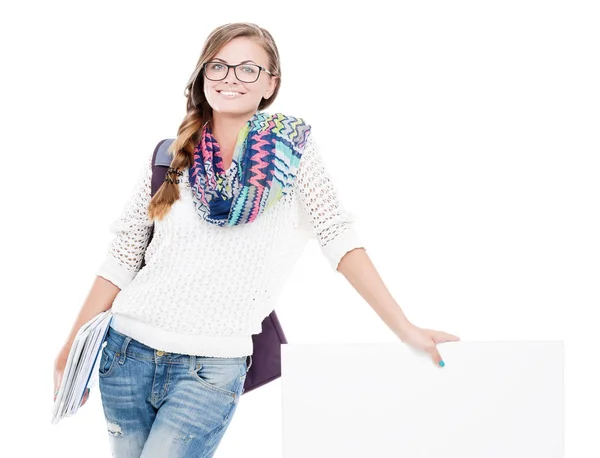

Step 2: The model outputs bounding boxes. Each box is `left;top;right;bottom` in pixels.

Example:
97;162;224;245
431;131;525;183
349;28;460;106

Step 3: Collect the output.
139;139;174;268
151;138;176;195
142;138;287;396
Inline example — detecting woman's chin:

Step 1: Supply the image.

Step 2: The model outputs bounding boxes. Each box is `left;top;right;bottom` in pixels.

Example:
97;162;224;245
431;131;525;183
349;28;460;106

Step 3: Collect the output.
211;104;257;117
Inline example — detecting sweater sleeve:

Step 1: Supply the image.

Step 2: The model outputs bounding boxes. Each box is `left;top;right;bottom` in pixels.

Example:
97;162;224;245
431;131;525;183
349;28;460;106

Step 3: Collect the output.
96;153;154;289
293;134;365;271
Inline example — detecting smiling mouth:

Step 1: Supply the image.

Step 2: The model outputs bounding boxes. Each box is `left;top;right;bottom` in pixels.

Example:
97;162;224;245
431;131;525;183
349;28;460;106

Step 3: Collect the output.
217;90;245;96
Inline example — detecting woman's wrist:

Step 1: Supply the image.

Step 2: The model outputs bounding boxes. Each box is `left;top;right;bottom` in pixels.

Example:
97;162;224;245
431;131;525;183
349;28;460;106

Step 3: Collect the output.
392;316;414;340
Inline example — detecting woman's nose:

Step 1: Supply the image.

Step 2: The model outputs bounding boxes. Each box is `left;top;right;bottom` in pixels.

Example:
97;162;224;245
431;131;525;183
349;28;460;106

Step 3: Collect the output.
224;67;240;84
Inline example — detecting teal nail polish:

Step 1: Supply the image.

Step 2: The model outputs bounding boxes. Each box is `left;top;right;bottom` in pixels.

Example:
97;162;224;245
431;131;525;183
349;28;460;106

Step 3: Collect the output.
439;360;445;367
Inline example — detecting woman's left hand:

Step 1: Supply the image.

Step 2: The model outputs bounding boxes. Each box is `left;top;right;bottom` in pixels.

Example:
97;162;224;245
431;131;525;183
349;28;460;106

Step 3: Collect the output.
395;322;460;367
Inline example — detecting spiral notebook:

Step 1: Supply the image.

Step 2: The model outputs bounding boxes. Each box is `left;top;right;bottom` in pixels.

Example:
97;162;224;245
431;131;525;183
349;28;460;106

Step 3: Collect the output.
51;310;113;425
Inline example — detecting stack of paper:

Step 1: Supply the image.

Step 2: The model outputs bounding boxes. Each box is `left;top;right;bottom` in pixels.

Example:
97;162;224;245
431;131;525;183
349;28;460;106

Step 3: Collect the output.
51;309;113;425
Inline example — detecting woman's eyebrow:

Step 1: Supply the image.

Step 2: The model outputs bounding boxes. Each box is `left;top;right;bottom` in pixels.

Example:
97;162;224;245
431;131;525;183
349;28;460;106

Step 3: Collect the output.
212;57;257;64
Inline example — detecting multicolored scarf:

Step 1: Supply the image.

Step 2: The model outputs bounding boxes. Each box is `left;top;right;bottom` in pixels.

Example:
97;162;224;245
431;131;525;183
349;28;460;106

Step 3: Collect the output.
188;111;312;227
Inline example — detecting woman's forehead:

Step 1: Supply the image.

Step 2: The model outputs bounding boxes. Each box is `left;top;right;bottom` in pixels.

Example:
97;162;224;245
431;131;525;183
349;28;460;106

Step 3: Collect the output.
214;38;268;63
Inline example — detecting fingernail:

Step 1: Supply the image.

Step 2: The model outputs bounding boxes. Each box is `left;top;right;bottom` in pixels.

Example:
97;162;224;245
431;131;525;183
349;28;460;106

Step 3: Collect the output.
439;360;445;367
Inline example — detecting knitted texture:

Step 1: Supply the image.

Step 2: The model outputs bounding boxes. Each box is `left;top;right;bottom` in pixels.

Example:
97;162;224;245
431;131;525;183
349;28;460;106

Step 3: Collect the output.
97;134;364;357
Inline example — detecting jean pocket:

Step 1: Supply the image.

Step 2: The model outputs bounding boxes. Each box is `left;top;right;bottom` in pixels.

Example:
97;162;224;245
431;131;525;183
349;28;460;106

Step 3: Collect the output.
190;362;243;398
98;345;118;378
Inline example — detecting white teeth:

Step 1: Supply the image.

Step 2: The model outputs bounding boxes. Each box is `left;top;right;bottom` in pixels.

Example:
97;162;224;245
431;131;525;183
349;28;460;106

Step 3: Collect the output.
220;91;241;96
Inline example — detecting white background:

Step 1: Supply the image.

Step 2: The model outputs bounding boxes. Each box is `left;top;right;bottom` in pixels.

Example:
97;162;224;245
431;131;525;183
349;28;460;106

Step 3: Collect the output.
0;1;597;456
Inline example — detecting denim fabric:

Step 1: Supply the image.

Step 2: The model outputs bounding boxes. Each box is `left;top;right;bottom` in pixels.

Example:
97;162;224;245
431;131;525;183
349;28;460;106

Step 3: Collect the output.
98;325;251;458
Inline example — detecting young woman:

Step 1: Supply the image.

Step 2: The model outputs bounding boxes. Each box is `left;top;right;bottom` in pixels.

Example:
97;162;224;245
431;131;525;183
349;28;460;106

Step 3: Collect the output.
53;22;459;457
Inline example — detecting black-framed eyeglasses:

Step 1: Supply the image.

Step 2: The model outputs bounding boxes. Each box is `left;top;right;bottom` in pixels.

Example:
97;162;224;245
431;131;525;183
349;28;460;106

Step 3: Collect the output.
202;61;274;83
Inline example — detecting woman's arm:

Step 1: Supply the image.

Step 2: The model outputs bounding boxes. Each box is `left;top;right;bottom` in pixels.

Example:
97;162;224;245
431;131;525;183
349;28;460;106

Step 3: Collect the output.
61;276;120;349
63;151;154;348
295;134;460;365
337;237;460;367
96;152;154;289
293;134;364;270
64;152;153;348
337;247;411;336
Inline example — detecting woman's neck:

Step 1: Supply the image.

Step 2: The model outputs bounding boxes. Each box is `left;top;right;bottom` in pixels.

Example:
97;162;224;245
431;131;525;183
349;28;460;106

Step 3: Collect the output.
210;110;256;149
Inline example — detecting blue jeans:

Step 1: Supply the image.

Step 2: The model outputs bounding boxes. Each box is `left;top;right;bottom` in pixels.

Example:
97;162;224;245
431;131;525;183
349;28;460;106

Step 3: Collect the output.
98;325;251;458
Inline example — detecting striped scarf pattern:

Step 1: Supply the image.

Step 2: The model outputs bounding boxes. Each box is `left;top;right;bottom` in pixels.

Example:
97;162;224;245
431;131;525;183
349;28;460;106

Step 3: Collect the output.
188;110;312;227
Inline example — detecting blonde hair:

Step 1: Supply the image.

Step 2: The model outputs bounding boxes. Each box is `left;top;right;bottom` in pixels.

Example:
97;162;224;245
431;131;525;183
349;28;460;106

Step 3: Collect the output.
148;22;282;221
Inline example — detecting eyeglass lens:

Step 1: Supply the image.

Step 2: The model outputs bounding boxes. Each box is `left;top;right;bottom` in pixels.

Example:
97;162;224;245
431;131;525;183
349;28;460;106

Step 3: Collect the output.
205;62;261;83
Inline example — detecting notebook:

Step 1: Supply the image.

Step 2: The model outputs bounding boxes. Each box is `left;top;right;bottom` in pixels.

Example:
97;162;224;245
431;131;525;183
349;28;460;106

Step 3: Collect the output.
51;310;113;425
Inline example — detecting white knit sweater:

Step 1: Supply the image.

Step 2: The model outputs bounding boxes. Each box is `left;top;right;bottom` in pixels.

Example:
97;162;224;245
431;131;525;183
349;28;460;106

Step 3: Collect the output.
96;134;364;357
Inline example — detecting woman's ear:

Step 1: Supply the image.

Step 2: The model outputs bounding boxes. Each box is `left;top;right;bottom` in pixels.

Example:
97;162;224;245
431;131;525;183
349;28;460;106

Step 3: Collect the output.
264;76;279;100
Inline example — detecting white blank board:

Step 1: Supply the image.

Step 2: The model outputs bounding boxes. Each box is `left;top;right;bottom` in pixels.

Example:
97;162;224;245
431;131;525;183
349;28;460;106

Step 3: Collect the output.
281;341;563;457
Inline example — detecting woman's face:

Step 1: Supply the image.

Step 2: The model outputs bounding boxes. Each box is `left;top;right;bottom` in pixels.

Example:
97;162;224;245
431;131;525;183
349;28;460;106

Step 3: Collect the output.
203;37;277;117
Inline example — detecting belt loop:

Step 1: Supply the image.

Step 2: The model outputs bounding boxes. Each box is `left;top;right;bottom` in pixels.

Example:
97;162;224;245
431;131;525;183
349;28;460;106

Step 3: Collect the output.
118;337;132;364
246;354;252;374
190;355;196;372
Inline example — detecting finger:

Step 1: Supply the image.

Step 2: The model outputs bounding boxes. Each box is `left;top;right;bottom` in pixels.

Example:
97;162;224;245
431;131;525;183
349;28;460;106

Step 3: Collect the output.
54;372;62;394
80;389;89;406
430;347;444;367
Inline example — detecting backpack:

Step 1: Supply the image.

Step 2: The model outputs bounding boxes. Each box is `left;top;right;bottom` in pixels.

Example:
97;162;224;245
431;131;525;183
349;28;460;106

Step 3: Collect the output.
139;138;288;395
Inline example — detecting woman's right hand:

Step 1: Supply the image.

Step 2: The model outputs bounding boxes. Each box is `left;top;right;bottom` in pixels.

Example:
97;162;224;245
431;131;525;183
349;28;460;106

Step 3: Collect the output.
53;344;92;407
54;344;70;402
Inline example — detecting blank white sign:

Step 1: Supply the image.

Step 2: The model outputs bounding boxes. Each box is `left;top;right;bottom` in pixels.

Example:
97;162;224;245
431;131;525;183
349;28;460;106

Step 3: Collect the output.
281;341;563;457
